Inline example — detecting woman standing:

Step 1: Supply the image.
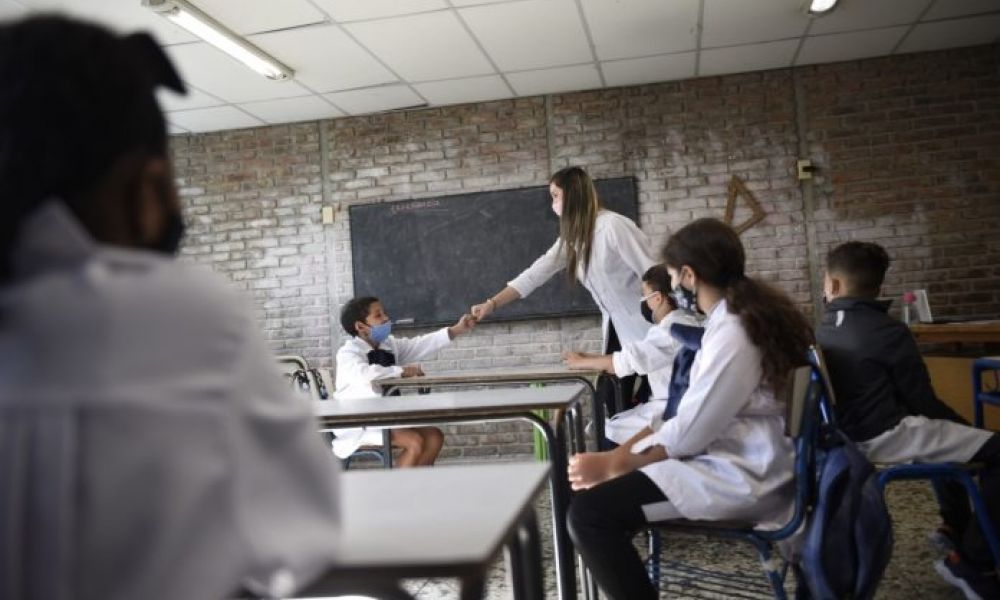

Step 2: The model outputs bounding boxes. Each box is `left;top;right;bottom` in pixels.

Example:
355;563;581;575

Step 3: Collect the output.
471;166;657;411
565;218;814;600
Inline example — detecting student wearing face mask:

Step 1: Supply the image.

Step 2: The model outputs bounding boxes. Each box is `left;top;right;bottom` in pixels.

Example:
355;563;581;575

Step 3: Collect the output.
471;166;658;416
333;296;476;467
562;264;703;445
564;218;814;600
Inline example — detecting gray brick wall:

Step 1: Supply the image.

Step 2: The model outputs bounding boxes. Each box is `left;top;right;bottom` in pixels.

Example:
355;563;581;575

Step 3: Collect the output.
170;44;1000;460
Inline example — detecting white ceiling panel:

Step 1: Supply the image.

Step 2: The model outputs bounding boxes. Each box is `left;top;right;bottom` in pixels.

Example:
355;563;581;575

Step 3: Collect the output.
897;14;1000;53
0;0;27;20
324;84;425;115
345;11;494;81
18;0;197;45
412;75;512;107
239;95;343;124
251;25;397;93
312;0;447;23
582;0;699;60
157;86;225;112
809;0;930;35
164;42;312;103
507;64;602;97
797;27;909;65
191;0;326;35
924;0;1000;19
702;0;809;47
460;0;592;71
168;106;263;133
700;39;798;76
602;52;696;87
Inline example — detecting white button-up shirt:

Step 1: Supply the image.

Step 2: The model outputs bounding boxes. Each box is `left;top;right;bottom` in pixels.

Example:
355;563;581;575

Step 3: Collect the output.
632;300;795;527
612;309;704;399
507;210;657;348
0;203;341;600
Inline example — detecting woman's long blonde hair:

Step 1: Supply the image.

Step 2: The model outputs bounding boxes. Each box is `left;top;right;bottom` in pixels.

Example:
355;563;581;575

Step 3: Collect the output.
551;166;601;285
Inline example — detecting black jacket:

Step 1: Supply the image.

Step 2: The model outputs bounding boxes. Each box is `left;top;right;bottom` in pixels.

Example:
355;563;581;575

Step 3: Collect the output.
816;297;964;442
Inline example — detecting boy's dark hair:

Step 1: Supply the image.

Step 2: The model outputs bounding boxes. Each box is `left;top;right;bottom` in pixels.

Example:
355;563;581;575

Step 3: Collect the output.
0;16;185;283
826;242;890;298
641;264;677;309
340;296;379;337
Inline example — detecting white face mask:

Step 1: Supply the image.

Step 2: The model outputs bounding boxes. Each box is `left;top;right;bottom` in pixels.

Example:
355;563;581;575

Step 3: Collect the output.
549;183;563;217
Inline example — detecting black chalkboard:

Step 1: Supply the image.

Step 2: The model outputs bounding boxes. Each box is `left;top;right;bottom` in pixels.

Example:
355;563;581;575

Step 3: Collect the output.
349;177;639;329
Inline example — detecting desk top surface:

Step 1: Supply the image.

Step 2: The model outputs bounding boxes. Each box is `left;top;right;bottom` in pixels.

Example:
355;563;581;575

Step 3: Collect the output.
910;320;1000;343
375;365;602;389
335;462;549;570
314;384;584;423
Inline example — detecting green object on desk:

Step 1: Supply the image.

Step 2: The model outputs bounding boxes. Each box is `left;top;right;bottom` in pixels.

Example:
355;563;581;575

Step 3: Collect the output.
530;383;549;461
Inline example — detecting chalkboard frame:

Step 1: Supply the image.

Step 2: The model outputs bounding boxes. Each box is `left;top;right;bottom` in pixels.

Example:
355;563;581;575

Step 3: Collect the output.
349;177;639;330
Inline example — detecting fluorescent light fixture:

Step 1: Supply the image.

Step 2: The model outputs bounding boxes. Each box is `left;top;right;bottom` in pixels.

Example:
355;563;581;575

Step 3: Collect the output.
142;0;294;81
807;0;839;15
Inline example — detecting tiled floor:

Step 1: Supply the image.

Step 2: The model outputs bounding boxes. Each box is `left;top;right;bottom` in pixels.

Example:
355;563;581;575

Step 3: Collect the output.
380;476;968;599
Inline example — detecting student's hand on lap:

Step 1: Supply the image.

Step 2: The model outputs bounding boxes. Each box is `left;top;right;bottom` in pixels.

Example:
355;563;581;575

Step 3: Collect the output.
402;365;425;378
567;448;630;491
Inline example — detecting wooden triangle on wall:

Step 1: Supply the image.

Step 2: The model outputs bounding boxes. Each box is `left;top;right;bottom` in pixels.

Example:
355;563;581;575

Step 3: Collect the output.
724;175;766;235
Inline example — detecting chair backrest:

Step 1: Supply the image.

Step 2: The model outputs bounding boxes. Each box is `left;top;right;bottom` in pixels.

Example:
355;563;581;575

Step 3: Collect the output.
275;355;329;400
807;345;838;428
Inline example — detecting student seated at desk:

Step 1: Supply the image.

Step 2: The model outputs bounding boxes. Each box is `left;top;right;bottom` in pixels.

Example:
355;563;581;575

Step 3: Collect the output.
0;16;340;600
563;264;703;444
334;296;476;467
818;241;1000;599
565;218;813;600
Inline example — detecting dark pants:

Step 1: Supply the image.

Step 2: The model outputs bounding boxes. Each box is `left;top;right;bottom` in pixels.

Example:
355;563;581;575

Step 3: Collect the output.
567;471;667;600
955;433;1000;569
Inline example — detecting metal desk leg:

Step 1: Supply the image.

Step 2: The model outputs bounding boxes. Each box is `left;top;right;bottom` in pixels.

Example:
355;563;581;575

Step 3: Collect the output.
506;509;544;600
381;428;393;469
459;574;486;600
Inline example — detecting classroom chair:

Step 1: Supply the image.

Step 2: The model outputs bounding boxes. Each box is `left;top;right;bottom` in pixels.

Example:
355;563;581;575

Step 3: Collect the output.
973;356;1000;428
641;360;826;599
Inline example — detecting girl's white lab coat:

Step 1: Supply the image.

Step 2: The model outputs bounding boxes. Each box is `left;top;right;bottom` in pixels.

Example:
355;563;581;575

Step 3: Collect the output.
0;203;341;600
605;309;703;445
331;329;451;458
631;299;795;528
508;210;656;348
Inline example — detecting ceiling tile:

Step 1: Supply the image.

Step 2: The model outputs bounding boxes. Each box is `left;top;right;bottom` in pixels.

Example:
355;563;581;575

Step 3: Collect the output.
164;42;313;103
251;25;397;93
602;52;696;87
809;0;929;35
168;106;264;133
239;95;344;124
323;84;426;115
797;27;909;65
460;0;592;71
507;64;602;96
311;0;447;23
702;0;809;47
157;86;225;112
699;39;798;76
413;75;512;106
18;0;197;45
924;0;1000;20
582;0;699;60
191;0;326;35
897;14;1000;53
0;0;27;20
345;11;494;81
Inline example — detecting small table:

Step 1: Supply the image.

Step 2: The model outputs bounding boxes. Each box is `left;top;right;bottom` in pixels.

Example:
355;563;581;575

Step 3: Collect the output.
376;365;611;450
296;463;550;600
314;385;585;600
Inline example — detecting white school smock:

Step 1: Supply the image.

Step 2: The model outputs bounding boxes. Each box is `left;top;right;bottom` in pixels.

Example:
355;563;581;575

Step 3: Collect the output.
605;310;704;444
507;210;656;348
0;202;341;600
631;299;795;528
331;329;451;458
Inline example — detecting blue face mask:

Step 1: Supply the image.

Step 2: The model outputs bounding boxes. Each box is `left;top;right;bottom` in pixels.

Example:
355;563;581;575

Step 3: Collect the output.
368;321;392;345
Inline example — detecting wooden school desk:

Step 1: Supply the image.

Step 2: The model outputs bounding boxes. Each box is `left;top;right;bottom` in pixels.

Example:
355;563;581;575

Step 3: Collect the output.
295;462;550;600
375;365;611;450
313;385;586;600
910;321;1000;345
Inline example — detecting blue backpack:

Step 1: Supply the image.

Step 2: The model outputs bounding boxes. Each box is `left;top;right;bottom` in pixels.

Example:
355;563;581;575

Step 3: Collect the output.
797;428;893;599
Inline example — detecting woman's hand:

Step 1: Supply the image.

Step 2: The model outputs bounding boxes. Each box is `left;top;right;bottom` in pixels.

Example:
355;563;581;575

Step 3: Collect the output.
567;447;631;491
471;299;495;321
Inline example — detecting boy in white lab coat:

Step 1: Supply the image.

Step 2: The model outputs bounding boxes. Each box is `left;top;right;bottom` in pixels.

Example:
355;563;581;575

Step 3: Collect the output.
333;296;476;467
563;265;703;444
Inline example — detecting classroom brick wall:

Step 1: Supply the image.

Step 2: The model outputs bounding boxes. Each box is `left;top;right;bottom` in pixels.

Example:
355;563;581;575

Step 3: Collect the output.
170;43;1000;460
